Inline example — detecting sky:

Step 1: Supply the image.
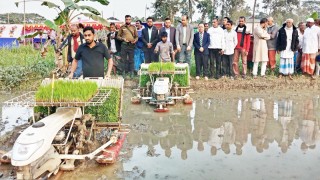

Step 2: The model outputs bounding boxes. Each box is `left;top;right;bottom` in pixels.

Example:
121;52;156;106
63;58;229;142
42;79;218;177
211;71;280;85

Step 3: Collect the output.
0;0;254;22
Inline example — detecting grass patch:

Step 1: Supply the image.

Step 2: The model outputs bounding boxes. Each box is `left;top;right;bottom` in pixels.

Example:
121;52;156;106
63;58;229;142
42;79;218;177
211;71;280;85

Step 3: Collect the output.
0;45;55;90
35;81;98;102
85;87;120;122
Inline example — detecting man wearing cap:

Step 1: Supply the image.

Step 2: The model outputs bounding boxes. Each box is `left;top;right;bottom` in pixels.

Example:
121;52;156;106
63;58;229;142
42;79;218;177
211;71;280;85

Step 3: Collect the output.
301;18;320;79
266;17;279;75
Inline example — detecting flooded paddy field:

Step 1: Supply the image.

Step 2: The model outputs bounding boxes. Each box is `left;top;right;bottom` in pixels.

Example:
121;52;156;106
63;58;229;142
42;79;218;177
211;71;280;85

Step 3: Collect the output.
1;87;320;180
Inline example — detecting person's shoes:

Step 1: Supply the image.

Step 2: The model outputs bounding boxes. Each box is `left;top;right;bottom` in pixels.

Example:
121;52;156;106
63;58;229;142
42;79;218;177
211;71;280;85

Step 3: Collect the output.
204;76;208;81
279;74;283;79
289;75;293;80
196;76;200;80
234;75;239;80
311;75;316;80
253;75;257;79
242;75;246;79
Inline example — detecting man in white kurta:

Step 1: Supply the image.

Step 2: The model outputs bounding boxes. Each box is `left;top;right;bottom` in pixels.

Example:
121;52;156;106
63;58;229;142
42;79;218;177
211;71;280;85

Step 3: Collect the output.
223;20;237;77
301;18;320;79
253;18;270;78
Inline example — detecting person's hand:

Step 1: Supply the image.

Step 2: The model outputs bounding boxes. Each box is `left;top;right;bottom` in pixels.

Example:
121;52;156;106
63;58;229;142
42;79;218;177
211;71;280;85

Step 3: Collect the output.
199;47;204;52
147;43;152;48
123;38;129;42
177;46;181;52
244;51;248;56
105;74;111;79
154;49;158;53
131;40;137;44
220;50;224;55
187;46;192;51
277;51;280;54
68;72;74;79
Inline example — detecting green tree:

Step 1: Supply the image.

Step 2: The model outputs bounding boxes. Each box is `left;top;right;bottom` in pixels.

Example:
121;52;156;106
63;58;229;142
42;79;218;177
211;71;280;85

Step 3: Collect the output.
152;0;180;22
196;0;214;22
180;0;198;22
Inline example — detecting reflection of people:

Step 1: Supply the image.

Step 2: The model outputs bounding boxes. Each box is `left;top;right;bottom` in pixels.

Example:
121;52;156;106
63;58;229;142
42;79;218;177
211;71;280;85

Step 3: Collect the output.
221;122;235;154
250;98;267;153
68;26;113;78
300;99;317;152
207;125;224;156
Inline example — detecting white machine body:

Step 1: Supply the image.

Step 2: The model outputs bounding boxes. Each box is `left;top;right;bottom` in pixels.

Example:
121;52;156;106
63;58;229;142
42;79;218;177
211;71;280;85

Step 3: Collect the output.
11;107;82;166
153;77;170;95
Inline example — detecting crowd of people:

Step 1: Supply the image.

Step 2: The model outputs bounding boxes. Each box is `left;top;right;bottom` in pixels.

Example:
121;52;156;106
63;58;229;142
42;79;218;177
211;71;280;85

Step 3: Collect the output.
59;15;320;80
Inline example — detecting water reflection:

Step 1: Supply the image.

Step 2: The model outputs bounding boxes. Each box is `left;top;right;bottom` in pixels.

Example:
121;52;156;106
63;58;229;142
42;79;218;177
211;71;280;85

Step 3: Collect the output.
127;96;320;159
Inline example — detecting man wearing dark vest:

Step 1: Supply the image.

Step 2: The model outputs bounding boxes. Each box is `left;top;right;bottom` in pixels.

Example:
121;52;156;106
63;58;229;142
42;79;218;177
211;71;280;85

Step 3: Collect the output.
58;24;85;77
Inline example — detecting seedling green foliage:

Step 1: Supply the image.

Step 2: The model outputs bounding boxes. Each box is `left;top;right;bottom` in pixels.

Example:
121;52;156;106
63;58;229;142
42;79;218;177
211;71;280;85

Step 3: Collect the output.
85;87;120;122
35;81;98;102
140;63;189;87
148;62;175;72
0;45;55;90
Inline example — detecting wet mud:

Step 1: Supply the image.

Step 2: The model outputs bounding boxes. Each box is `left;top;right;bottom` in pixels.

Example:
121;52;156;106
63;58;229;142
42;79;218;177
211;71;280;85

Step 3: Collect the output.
1;79;320;179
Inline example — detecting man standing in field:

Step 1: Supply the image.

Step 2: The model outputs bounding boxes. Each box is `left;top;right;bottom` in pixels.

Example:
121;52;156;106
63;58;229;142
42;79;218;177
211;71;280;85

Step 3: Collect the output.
176;15;194;66
69;26;113;78
266;17;279;75
233;16;251;79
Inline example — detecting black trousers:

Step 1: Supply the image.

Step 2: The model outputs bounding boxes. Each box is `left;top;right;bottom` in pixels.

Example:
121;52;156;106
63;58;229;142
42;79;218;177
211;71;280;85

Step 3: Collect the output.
121;44;135;73
195;51;209;77
144;48;158;63
222;54;234;76
209;49;222;78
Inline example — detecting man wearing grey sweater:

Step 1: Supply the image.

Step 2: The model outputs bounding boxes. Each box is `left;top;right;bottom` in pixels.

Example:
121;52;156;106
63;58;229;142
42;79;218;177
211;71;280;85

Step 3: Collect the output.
267;17;279;74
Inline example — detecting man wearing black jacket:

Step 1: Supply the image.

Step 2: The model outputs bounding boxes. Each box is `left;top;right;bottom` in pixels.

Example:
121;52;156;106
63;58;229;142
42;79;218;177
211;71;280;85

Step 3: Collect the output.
276;19;299;80
58;24;85;77
107;23;122;74
142;17;159;63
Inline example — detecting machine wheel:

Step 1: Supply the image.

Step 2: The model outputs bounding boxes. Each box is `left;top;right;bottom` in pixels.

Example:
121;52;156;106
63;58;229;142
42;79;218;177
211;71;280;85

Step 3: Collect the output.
131;97;141;104
183;98;193;104
154;108;169;112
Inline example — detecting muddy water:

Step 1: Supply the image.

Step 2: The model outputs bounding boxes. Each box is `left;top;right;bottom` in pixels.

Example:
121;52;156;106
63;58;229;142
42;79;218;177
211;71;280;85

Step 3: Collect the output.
1;90;320;179
60;90;320;180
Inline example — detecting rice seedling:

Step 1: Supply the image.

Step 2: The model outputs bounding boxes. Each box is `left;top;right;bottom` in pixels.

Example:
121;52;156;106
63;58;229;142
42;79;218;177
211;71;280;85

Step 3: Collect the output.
35;80;98;102
85;87;120;122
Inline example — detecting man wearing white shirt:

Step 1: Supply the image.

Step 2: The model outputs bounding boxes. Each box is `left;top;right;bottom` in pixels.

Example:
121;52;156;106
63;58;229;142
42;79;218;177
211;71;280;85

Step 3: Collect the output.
223;20;237;77
301;18;320;79
207;18;225;79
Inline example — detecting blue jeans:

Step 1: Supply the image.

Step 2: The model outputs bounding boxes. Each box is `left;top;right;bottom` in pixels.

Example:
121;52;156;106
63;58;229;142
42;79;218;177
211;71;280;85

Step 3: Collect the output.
134;48;145;71
73;59;83;78
178;44;192;66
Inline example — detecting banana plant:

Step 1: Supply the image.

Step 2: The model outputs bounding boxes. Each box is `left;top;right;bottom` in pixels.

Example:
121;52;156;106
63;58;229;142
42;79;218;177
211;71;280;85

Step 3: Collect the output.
40;0;109;77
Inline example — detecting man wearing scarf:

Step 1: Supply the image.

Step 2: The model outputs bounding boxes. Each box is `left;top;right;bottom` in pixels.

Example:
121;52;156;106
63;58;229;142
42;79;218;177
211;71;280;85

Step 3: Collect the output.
233;16;251;79
276;19;299;80
58;24;85;77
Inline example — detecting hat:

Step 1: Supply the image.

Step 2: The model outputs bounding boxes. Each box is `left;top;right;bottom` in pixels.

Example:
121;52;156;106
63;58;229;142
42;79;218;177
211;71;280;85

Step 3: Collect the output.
306;18;315;23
